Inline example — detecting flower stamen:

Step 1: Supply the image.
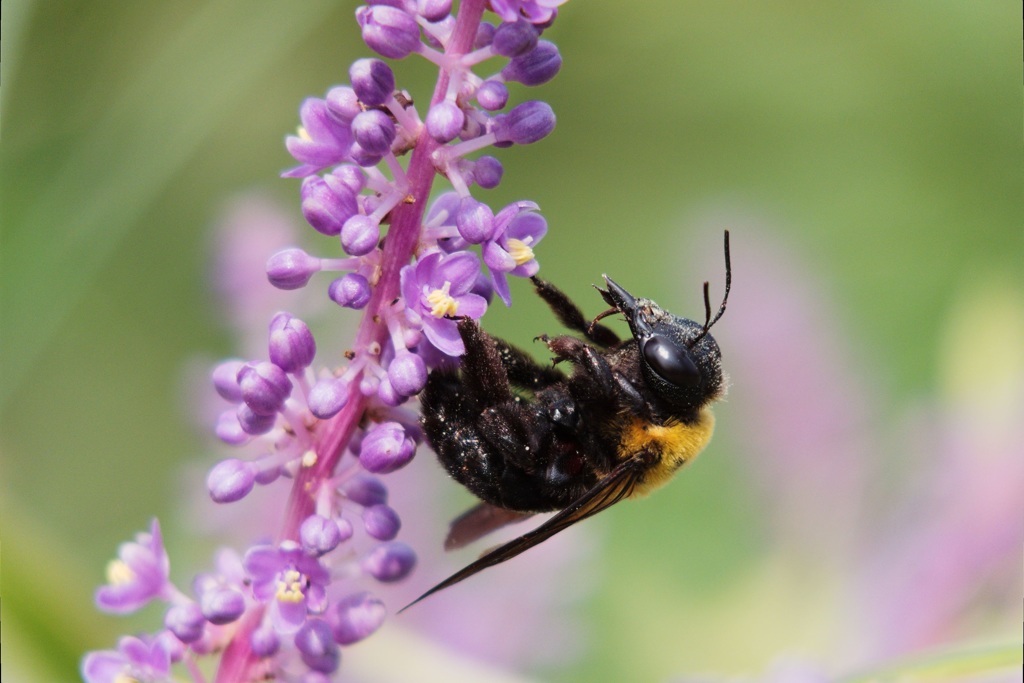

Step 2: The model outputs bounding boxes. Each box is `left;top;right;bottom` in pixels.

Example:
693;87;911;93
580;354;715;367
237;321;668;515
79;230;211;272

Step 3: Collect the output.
105;559;136;586
426;281;459;318
275;569;306;603
507;238;535;266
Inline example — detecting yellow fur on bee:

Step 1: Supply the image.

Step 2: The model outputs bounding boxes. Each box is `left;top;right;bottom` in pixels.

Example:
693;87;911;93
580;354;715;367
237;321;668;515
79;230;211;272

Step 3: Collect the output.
620;408;715;498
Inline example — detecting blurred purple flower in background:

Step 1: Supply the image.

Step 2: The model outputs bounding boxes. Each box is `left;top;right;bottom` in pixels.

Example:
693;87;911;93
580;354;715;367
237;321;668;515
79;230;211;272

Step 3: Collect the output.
678;220;1022;681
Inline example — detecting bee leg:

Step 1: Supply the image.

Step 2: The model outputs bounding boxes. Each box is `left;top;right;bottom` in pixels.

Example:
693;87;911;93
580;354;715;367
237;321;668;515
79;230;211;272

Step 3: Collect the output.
455;317;513;406
493;338;566;391
541;335;619;397
531;277;621;348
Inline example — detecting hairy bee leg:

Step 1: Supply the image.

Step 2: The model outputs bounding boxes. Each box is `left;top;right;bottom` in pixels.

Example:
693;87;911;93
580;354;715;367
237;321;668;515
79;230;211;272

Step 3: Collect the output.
541;335;619;397
493;337;566;391
531;277;621;348
455;318;513;406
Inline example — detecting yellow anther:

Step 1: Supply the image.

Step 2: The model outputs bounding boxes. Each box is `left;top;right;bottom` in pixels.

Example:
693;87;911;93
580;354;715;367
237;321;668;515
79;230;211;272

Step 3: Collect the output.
105;559;135;586
301;450;318;468
297;126;311;140
426;281;459;318
506;238;535;266
275;569;306;603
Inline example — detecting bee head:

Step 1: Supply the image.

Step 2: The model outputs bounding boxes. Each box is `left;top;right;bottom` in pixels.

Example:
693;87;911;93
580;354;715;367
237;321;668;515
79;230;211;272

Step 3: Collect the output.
597;232;731;411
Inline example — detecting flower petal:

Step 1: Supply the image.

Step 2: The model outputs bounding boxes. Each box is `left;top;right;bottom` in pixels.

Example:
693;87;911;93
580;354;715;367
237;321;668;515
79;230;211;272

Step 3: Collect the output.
483;240;516;273
455;293;488;320
422;318;464;357
507;211;547;242
434;251;480;294
491;271;512;307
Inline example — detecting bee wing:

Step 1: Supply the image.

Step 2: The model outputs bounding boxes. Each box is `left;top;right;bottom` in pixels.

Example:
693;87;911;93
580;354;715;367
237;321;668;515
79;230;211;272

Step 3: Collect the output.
400;454;648;612
444;503;535;551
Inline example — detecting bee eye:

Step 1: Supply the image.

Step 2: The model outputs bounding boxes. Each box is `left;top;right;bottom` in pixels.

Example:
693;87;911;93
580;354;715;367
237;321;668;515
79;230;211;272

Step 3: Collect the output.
642;335;701;387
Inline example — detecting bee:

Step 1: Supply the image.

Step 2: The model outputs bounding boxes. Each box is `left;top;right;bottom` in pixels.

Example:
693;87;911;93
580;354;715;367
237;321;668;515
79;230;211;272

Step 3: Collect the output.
403;232;731;610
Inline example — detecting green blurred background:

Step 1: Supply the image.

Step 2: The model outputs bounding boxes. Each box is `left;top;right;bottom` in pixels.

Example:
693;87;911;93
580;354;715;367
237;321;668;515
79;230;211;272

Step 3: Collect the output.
2;2;1020;682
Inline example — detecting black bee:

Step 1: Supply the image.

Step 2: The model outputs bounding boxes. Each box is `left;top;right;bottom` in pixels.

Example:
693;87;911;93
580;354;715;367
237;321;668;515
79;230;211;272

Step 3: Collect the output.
404;232;731;610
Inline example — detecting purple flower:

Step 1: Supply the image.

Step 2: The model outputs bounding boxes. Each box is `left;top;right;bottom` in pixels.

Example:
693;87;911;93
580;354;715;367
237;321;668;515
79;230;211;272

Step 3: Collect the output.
237;361;293;416
501;40;562;87
243;541;331;634
82;634;176;683
356;5;422;60
362;541;416;582
329;273;372;309
330;592;387;645
284;97;353;177
359;421;416;474
207;458;258;503
348;58;395;107
266;247;322;290
268;312;317;373
400;250;487;356
490;0;566;24
95;519;170;614
362;503;402;541
300;175;358;236
492;100;557;144
482;201;547;305
164;602;206;643
295;619;340;674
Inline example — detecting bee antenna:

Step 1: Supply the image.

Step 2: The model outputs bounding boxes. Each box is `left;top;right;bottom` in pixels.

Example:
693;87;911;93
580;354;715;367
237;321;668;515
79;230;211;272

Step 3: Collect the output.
689;230;731;348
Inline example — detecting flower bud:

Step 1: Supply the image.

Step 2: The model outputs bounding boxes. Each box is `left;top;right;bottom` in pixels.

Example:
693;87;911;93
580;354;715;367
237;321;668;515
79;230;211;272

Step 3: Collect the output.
237;404;276;435
387;352;427;396
474;21;495;49
456;196;495;243
359;422;415;473
165;602;206;643
493;100;556;144
501;40;562;86
295;619;340;674
329;273;372;309
348;141;385;168
425;100;465;143
215;410;249;445
362;504;401;541
375;376;403;407
473;156;504;189
328;164;367;195
331;592;386;645
207;458;257;504
212;359;245;401
341;474;388;506
267;248;321;290
492;19;538;57
237;362;292;416
362;541;416;582
349;58;395;107
200;587;246;625
476;80;509;111
250;622;280;657
300;514;345;555
325;86;361;125
356;6;421;60
341;215;380;256
308;378;350;419
301;175;358;237
268;313;316;373
351;109;396;154
418;0;451;22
